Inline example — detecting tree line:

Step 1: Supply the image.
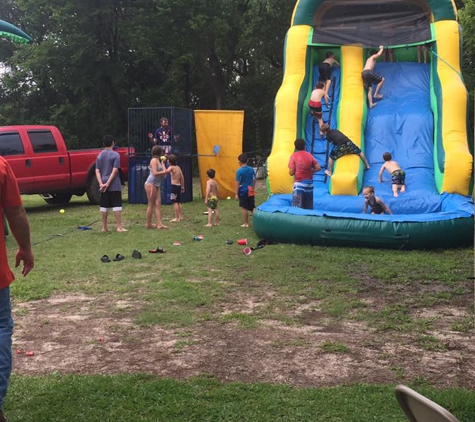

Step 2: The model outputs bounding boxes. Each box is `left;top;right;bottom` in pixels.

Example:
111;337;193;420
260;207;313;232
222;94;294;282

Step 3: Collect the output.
1;0;474;152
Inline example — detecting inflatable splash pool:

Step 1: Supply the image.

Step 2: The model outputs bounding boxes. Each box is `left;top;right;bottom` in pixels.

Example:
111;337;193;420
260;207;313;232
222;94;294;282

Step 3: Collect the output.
255;0;473;249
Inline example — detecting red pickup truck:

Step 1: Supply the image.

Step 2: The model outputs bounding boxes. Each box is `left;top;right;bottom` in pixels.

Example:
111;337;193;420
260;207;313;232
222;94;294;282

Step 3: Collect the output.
0;125;132;204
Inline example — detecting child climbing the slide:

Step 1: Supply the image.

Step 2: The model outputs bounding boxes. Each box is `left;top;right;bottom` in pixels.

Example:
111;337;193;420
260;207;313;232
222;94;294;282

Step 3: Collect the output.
378;152;406;197
363;186;392;215
321;124;370;177
362;45;385;108
308;81;327;135
319;51;340;98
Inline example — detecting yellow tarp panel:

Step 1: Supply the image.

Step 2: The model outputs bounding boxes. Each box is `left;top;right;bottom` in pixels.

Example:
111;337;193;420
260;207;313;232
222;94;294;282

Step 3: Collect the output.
194;110;244;199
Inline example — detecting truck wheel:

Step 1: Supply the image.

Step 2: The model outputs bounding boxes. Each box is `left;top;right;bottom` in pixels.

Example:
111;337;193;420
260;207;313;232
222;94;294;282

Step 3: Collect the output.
86;178;101;204
43;193;73;205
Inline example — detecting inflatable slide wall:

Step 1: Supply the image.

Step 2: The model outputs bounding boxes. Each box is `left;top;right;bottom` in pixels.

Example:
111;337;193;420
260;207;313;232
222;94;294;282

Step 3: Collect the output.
254;0;474;249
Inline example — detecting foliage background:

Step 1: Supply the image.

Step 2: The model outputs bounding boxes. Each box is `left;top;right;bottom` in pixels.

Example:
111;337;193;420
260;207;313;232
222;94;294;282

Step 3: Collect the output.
0;0;474;151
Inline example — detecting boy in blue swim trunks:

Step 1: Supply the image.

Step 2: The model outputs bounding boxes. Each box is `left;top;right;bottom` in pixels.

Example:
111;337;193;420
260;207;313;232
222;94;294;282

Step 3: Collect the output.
321;124;370;177
378;152;406;197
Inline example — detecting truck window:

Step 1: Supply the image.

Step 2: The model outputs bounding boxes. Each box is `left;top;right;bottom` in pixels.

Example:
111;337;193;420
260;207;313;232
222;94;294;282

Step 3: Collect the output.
0;132;25;156
28;130;58;153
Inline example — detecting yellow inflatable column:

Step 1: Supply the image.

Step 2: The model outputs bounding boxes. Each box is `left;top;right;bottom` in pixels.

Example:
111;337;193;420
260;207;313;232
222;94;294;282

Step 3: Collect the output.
194;110;244;199
433;20;473;195
330;45;365;196
267;25;312;195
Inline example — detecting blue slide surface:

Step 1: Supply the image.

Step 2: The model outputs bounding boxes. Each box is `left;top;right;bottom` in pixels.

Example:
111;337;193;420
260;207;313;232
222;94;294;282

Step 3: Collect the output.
259;62;473;221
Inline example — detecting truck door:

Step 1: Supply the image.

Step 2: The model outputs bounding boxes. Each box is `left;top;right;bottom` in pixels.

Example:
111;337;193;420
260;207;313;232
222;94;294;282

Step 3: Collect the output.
0;130;35;193
28;129;70;192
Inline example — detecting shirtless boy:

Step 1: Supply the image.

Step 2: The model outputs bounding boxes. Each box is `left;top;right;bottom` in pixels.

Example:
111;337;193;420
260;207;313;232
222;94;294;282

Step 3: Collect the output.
319;51;340;98
308;81;327;134
362;45;385;108
167;154;185;222
204;168;220;227
378;152;406;197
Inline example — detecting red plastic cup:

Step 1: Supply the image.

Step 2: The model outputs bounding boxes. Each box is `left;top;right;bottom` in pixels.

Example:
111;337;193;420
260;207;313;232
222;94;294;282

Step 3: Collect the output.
237;238;248;245
243;247;252;255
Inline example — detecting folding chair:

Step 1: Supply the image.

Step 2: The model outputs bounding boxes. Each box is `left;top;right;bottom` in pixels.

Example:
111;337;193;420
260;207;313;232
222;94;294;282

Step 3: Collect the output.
395;385;460;422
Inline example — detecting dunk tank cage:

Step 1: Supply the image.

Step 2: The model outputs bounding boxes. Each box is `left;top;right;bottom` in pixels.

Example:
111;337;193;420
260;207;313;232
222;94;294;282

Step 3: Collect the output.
128;107;193;204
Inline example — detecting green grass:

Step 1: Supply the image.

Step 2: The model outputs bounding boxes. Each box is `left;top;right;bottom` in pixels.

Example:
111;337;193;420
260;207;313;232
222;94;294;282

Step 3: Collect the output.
5;375;475;422
4;180;474;421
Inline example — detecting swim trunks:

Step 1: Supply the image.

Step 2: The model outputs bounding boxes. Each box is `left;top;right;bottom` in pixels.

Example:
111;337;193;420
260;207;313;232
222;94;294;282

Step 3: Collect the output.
361;69;383;90
170;184;182;203
391;169;405;185
330;141;362;160
308;100;323;119
318;62;331;81
292;180;314;210
207;196;218;210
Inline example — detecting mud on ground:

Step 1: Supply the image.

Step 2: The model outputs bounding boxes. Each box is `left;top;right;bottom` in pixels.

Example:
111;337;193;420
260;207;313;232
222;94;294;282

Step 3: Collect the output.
12;293;475;389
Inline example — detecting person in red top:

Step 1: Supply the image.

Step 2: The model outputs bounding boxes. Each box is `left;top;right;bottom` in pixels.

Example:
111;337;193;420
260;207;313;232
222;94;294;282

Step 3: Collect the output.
0;156;34;422
288;138;321;209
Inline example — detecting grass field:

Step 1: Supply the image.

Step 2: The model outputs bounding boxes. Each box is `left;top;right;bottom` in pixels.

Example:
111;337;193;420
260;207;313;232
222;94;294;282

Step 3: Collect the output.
4;179;475;421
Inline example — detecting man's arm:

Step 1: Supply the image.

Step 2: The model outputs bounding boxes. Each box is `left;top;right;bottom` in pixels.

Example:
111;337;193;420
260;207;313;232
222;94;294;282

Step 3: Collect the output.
4;206;34;276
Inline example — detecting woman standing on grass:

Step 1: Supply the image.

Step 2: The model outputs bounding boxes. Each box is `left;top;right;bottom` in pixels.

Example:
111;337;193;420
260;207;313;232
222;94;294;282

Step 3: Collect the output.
144;145;168;229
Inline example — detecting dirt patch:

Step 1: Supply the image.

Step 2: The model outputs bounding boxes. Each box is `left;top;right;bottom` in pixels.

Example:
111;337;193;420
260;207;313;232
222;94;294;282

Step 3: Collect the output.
12;294;475;388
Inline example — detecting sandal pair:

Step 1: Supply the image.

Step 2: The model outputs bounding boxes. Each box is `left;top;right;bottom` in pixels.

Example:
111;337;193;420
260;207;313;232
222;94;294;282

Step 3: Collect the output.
100;254;125;263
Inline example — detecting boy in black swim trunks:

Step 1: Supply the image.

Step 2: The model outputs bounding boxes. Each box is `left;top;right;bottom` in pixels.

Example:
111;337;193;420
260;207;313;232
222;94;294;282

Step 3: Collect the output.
362;46;385;108
308;81;327;133
319;51;340;98
378;152;406;197
363;186;392;215
321;124;370;177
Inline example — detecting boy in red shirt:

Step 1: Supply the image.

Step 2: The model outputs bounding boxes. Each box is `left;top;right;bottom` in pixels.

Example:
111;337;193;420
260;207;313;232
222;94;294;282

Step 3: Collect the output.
288;138;321;209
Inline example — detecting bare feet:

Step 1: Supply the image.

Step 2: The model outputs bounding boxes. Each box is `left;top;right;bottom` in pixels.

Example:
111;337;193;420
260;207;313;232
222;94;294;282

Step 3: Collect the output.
400;186;406;193
156;225;168;229
214;222;220;226
394;192;399;197
241;223;249;228
205;223;212;227
369;103;377;109
170;218;178;223
366;165;370;170
374;94;383;99
324;170;332;177
117;228;128;232
146;224;157;229
101;229;110;233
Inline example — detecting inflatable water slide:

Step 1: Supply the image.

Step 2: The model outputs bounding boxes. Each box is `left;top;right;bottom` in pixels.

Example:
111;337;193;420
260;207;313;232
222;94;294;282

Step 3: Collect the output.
254;0;474;249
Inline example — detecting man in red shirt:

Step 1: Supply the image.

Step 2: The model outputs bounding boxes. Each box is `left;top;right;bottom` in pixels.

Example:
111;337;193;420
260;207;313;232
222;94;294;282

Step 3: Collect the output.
288;138;321;209
0;156;34;422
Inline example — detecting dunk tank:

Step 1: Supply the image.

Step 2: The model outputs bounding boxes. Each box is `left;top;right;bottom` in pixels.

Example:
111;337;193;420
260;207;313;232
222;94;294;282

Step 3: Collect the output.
254;0;474;249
